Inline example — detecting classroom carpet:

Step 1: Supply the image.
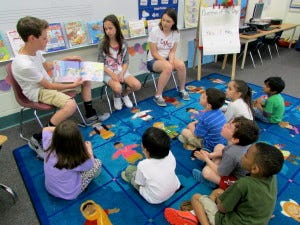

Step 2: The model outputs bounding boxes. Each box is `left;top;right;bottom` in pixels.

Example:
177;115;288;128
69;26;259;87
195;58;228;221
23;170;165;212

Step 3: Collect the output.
13;73;300;225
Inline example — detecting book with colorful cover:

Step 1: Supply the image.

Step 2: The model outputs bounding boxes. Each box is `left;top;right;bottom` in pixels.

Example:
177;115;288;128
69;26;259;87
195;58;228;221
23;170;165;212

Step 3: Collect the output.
6;30;24;56
0;33;11;62
147;19;160;33
128;20;146;38
53;60;104;83
46;23;67;52
117;16;129;38
87;20;104;44
64;21;89;48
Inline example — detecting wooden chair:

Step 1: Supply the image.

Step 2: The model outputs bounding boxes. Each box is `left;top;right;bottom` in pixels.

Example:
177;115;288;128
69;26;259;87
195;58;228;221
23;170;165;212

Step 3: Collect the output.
5;63;89;141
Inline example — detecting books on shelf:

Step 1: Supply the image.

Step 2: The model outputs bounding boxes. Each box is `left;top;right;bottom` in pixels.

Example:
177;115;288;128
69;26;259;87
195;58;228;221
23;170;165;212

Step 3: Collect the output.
53;60;104;83
147;19;160;33
64;21;89;48
128;20;146;38
6;30;25;56
87;20;104;44
46;23;67;52
117;16;130;38
0;33;11;62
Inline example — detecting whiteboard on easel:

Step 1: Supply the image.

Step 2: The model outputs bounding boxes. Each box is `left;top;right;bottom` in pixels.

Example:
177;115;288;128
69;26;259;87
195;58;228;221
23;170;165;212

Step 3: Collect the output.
199;6;241;55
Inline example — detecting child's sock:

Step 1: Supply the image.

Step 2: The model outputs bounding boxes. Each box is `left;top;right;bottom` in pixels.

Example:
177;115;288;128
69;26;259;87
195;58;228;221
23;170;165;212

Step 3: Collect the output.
84;101;96;117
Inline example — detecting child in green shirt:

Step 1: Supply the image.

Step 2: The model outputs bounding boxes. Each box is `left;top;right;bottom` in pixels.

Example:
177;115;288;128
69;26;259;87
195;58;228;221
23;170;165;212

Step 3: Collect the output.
164;142;284;225
254;76;285;123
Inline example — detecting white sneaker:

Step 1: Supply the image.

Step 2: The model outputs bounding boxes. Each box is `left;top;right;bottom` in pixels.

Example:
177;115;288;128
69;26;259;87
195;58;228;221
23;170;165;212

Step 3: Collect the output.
122;95;133;108
113;97;122;110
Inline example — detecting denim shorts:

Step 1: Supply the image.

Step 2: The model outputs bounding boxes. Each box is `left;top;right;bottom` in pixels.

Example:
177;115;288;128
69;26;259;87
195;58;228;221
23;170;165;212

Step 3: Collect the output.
146;59;156;72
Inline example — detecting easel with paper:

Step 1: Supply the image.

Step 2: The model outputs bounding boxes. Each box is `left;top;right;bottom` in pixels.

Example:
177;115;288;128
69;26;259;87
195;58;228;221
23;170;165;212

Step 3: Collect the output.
195;0;241;80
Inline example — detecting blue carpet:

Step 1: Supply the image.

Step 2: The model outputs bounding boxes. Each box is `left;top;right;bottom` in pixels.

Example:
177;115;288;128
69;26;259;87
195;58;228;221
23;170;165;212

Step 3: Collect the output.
13;73;300;225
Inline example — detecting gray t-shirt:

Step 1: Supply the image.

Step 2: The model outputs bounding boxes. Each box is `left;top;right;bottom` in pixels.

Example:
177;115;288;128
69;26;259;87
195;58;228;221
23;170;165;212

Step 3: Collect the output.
218;144;249;178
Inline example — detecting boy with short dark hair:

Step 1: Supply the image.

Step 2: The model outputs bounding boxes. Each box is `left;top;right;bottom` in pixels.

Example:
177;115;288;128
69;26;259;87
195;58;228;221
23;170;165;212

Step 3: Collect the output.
254;76;285;123
193;116;259;190
178;88;227;152
164;142;284;225
121;127;181;204
12;16;110;152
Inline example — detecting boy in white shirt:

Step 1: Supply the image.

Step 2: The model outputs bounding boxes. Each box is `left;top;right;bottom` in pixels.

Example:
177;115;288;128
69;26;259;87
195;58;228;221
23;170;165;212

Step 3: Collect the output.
121;127;181;204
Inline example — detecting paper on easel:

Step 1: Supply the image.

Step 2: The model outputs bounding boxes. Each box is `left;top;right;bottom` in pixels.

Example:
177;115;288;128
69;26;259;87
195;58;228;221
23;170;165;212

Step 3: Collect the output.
200;6;241;55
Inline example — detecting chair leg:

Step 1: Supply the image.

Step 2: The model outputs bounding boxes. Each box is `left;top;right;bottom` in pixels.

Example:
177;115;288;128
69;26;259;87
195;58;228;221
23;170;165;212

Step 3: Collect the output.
171;71;178;91
275;44;280;57
151;73;158;91
0;183;18;204
104;85;113;114
257;49;263;65
249;52;256;68
19;108;29;142
131;91;138;107
74;102;89;127
267;45;273;59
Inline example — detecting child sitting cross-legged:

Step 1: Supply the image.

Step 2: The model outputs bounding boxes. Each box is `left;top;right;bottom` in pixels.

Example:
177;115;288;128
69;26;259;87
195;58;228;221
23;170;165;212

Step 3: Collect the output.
193;116;259;189
164;142;284;225
43;120;102;200
178;88;227;152
121;127;181;204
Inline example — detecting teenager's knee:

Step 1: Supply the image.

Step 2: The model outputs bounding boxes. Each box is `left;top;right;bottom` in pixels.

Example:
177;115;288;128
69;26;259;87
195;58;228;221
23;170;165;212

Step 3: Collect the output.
64;99;77;114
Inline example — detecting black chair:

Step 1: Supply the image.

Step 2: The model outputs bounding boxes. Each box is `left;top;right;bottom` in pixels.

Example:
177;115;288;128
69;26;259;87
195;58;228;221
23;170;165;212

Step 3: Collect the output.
262;31;283;59
238;39;264;68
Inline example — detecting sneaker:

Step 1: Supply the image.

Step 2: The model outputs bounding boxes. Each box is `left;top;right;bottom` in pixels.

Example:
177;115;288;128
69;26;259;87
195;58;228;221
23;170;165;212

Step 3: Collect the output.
28;134;45;160
192;169;217;188
98;113;110;121
122;95;133;108
153;96;167;107
114;97;123;110
180;90;190;101
164;208;198;225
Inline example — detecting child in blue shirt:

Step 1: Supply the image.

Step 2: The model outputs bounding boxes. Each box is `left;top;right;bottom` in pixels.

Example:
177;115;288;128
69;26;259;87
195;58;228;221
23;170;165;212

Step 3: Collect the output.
179;88;227;152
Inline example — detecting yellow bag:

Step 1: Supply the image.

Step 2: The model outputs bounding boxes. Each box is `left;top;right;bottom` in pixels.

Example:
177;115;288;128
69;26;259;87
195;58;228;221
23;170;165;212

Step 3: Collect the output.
80;200;113;225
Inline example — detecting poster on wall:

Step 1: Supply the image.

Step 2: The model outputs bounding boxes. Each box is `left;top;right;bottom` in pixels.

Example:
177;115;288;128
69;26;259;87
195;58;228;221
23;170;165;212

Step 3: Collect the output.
138;0;178;20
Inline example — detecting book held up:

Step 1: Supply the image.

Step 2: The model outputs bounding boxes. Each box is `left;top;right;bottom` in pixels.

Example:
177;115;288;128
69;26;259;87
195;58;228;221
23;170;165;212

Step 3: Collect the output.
53;60;104;83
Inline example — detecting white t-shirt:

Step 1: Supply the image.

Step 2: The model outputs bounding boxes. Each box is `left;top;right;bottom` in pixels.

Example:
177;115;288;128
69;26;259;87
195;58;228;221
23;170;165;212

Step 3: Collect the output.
147;26;180;61
224;98;253;121
12;51;51;102
135;151;180;204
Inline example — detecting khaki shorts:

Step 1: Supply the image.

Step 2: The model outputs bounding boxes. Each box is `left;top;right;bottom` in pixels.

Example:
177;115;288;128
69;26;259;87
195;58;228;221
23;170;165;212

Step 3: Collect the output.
198;195;218;225
38;89;72;108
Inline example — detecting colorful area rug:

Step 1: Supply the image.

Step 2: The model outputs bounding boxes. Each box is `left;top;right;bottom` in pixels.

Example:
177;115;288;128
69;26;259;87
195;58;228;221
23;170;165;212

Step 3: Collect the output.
13;73;300;225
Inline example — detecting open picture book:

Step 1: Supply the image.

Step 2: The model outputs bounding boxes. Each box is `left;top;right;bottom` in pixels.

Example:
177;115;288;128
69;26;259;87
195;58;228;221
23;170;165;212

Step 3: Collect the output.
53;60;104;83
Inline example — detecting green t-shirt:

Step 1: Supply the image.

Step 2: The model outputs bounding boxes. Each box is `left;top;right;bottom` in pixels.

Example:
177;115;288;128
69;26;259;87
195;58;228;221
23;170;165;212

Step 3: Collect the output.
264;94;284;123
215;175;277;225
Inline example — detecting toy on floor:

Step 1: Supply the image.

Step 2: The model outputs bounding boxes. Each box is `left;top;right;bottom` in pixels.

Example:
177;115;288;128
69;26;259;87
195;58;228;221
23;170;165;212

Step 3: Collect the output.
80;200;120;225
131;108;153;121
186;85;205;94
280;199;300;222
89;123;115;139
153;122;179;139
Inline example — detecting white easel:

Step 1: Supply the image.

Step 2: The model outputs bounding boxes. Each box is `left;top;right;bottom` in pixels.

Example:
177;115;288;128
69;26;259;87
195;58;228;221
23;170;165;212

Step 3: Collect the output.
194;0;240;80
